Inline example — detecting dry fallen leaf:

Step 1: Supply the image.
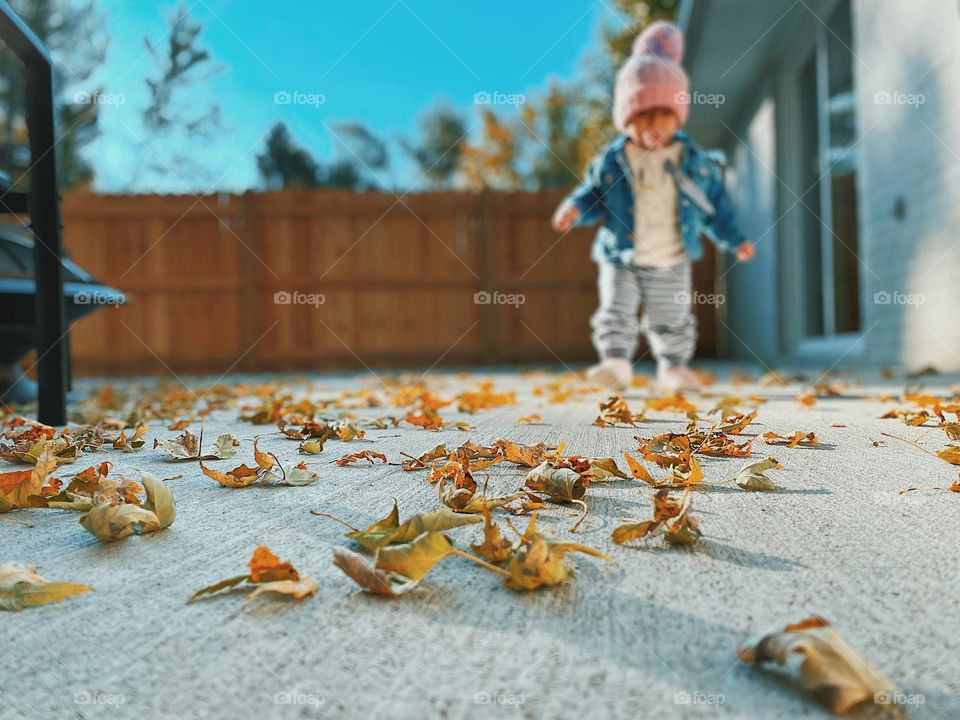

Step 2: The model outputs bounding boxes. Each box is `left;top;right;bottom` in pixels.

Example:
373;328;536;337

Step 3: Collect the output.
524;461;589;531
763;431;819;448
79;472;175;542
733;457;783;491
796;392;817;408
739;616;895;716
188;545;317;605
333;531;508;597
0;445;58;512
200;462;261;488
594;396;642;427
471;505;512;563
612;490;701;546
112;424;149;452
44;461;113;511
504;513;610;591
400;444;448;471
335;450;387;467
314;501;482;551
0;562;92;611
719;410;757;435
331;546;414;597
936;446;960;465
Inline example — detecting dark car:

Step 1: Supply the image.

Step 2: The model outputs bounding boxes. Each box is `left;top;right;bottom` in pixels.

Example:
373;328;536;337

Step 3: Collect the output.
0;222;127;403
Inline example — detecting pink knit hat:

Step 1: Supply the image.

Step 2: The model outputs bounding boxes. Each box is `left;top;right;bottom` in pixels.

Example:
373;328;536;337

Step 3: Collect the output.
613;20;690;132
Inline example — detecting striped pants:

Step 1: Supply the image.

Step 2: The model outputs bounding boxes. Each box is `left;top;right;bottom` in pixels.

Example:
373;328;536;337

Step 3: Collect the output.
590;261;697;368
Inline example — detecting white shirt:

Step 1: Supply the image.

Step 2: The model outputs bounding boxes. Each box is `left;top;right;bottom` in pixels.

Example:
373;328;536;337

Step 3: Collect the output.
624;141;685;268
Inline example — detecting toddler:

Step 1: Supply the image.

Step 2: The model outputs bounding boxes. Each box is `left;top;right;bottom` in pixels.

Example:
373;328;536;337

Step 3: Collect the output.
552;21;754;392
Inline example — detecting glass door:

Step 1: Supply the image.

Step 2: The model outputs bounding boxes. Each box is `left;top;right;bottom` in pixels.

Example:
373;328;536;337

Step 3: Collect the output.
798;0;861;338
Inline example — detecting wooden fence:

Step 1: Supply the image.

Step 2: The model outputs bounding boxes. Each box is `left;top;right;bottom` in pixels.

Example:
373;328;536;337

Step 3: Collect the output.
60;190;719;377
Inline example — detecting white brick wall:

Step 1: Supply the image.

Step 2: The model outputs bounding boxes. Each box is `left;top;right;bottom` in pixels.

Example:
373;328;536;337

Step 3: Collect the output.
855;0;960;370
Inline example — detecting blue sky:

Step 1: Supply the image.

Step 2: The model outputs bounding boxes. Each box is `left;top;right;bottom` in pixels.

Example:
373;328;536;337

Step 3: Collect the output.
75;0;624;192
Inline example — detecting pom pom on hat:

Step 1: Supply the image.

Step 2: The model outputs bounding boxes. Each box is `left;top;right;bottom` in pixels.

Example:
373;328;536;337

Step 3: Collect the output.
632;20;685;62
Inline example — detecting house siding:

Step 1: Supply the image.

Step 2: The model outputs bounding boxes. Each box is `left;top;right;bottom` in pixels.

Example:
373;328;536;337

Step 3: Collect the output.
854;0;960;371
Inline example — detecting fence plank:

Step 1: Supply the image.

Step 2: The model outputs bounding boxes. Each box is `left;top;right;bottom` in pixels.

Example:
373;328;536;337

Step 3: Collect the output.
60;189;719;376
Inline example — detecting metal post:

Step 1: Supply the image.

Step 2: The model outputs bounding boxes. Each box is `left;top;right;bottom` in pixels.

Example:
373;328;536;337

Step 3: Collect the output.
0;1;68;424
27;63;67;424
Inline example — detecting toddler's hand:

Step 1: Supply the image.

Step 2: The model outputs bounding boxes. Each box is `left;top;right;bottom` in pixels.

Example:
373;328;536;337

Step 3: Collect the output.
735;241;756;262
551;200;580;233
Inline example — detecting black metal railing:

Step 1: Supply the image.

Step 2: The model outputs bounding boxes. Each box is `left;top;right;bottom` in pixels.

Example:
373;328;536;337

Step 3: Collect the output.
0;0;67;425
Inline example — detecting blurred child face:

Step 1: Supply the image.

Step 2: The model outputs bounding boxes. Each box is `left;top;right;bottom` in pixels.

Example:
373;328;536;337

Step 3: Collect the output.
626;108;680;149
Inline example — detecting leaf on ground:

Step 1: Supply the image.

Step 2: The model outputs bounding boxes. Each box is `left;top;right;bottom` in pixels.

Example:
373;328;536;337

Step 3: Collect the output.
299;438;326;454
336;450;387;466
796;392;817;408
140;472;176;529
0;436;80;465
941;422;960;441
695;432;754;458
437;472;520;514
252;438;275;470
245;577;319;604
471;505;512;563
390;507;483;545
249;545;299;582
612;489;700;545
524;461;591;530
763;431;818;448
645;394;698;419
881;409;934;427
319;501;482;551
400;444;448;471
738;616;896;716
733;456;783;491
524;462;585;502
112;424;149;452
594;396;641;427
405;406;445;431
671;455;705;487
279;461;319;486
375;531;455;581
636;433;693;468
189;546;316;605
335;422;365;441
153;430;201;459
79;501;162;542
936;446;960;465
0;562;91;611
624;452;654;483
493;439;553;468
504;513;609;591
567;456;627;482
200;461;261;488
0;445;58;512
719;411;757;435
45;461;113;510
518;414;542;424
331;547;416;597
457;382;516;413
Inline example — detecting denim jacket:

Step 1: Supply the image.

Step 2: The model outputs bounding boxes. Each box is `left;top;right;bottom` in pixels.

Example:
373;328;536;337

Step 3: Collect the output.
568;131;745;266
